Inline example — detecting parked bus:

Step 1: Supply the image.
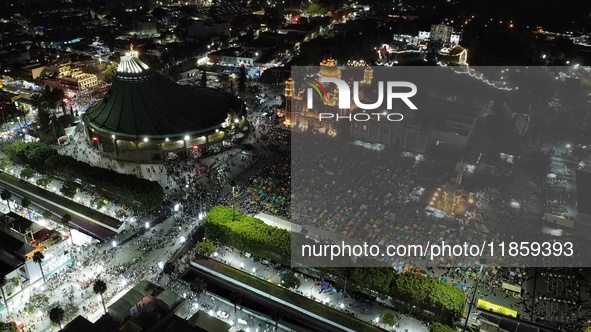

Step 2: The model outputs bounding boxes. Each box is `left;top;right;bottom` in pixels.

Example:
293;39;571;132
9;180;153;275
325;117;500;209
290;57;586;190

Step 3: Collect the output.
477;299;518;318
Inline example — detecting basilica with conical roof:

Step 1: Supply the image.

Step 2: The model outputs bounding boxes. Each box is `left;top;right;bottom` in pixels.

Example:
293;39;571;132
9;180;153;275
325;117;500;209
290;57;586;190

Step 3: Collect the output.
83;47;247;162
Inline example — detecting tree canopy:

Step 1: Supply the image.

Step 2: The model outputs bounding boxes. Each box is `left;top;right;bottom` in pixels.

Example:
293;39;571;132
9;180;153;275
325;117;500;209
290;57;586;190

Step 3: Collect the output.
0;322;17;332
195;240;217;256
24;294;50;315
429;322;457;332
204;206;291;264
103;62;118;83
4;141;164;212
391;273;465;325
281;271;301;290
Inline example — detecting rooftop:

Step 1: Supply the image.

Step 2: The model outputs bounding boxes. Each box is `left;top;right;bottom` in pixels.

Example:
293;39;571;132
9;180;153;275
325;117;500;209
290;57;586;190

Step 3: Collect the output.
84;50;244;139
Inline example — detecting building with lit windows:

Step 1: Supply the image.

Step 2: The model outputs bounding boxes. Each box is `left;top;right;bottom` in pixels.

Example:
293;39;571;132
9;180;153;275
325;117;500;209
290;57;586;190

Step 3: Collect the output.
83;47;247;162
285;58;368;137
285;60;433;154
285;61;482;154
44;63;99;92
0;212;72;294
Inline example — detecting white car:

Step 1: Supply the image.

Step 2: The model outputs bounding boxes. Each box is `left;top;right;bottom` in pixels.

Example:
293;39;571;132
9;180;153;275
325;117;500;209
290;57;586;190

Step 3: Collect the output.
217;310;230;319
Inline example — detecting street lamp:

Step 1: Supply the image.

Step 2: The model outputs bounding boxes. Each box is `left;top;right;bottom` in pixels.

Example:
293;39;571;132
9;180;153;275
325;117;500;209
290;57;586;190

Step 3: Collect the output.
145;222;150;229
180;236;186;243
158;261;164;269
112;240;117;247
231;181;237;221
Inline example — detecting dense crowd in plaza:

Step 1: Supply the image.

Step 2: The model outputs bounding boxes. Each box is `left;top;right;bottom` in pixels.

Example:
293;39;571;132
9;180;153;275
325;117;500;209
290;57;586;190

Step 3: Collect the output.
2;72;588;331
286;137;511;268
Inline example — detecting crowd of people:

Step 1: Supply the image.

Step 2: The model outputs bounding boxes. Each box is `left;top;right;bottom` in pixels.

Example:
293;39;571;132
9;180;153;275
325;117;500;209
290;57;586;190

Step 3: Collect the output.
288;136;515;268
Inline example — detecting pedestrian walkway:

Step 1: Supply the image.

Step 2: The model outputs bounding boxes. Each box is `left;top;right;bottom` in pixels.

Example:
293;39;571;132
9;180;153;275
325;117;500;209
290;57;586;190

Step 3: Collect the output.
190;260;357;332
209;248;429;332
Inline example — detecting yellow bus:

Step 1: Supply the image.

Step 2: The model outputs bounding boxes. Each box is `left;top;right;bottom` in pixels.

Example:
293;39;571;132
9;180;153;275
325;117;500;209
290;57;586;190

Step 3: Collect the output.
477;299;518;318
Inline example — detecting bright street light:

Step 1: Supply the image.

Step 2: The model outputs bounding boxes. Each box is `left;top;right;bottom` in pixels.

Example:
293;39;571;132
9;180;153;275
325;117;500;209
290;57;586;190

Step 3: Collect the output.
158;261;164;269
180;236;186;243
112;240;117;247
145;222;150;229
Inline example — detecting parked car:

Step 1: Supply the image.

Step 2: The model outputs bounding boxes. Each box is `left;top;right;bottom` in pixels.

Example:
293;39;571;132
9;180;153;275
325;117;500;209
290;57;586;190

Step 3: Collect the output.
217;310;230;319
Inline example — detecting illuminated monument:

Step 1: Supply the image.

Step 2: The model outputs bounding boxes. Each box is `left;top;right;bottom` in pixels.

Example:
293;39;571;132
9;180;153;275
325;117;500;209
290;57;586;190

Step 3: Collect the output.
285;61;430;153
83;46;247;162
285;58;372;136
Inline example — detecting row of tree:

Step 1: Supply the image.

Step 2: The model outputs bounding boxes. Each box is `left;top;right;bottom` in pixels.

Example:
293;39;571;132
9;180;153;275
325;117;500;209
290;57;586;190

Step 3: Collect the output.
392;273;465;324
3;141;164;212
202;206;465;326
21;278;107;329
204;206;291;264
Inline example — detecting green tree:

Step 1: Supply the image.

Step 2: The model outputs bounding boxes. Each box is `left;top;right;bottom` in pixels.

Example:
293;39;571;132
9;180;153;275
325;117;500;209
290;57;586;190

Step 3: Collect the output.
5;141;163;212
0;189;11;212
36;177;52;189
61;214;71;228
391;273;465;325
103;62;118;83
0;159;11;171
32;86;64;139
32;86;64;114
60;181;79;199
84;66;101;74
230;291;242;316
162;262;175;275
281;271;301;290
382;312;396;329
204;206;291;264
115;210;128;220
48;305;65;329
0;322;17;332
195;240;217;256
93;279;107;314
0;275;9;315
201;70;207;87
32;251;45;282
42;210;53;221
306;3;327;15
19;167;34;181
20;196;31;219
24;293;49;315
350;267;393;294
63;302;79;324
429;322;456;332
61;214;72;244
190;278;207;297
270;307;284;331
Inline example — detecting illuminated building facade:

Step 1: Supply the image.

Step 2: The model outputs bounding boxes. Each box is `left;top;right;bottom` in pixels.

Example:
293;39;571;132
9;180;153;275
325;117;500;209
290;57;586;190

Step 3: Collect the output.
285;60;431;153
285;58;370;137
83;48;247;162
